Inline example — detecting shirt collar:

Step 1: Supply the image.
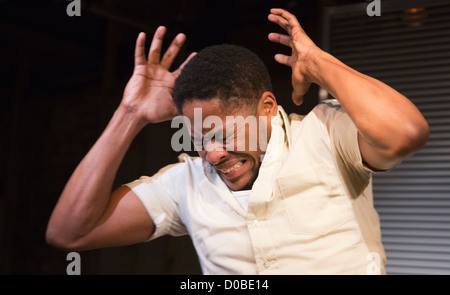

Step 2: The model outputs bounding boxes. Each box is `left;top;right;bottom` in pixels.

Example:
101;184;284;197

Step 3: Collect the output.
199;105;291;216
201;105;291;182
276;105;292;151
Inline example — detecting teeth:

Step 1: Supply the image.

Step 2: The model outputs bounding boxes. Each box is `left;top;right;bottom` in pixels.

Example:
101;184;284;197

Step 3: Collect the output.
220;161;243;174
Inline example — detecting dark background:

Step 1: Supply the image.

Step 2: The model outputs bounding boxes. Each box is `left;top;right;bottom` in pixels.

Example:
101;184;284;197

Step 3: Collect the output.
1;0;363;274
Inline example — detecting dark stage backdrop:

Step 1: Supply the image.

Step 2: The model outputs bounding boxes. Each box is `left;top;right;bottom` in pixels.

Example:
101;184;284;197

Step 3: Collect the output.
323;0;450;274
0;0;369;274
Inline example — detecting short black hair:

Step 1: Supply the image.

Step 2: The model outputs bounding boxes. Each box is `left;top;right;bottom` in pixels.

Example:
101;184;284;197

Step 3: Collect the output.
173;44;273;114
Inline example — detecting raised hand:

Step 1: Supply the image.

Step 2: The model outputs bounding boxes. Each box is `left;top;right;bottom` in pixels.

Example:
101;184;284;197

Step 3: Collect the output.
121;26;195;123
268;8;321;105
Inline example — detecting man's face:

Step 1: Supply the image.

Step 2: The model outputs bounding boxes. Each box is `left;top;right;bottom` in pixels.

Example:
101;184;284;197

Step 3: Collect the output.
182;97;274;191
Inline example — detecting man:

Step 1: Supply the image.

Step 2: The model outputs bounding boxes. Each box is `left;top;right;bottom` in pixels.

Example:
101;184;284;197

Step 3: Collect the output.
46;9;429;274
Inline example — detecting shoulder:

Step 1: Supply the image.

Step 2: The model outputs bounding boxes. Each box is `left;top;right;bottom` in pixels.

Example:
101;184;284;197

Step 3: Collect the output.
308;99;346;121
284;99;347;136
132;153;205;186
286;99;344;123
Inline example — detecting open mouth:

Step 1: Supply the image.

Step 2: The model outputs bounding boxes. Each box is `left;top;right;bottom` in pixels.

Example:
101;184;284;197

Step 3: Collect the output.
216;160;247;177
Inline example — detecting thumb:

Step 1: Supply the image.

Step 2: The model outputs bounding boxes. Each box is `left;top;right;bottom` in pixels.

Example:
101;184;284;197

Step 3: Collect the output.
292;82;311;106
292;94;303;106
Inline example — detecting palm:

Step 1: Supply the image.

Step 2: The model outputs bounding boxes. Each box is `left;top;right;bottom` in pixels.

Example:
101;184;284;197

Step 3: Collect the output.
268;8;318;105
123;63;177;123
121;27;195;123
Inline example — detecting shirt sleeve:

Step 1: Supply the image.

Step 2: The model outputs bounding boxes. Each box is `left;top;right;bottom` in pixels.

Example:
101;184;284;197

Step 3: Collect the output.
124;162;189;241
315;100;378;175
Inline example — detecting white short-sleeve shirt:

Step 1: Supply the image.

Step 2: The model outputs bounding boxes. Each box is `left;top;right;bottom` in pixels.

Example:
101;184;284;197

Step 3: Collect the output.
125;101;386;275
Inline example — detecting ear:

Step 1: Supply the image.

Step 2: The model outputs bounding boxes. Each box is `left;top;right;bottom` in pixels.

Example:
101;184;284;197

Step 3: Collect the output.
257;91;278;117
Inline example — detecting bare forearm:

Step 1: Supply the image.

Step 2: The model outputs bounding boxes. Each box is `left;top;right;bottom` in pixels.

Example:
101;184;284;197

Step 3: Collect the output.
47;106;146;244
310;51;429;155
268;8;429;170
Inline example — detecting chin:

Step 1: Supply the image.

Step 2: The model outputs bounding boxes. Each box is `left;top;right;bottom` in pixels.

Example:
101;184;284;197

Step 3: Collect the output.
225;171;258;191
218;155;261;191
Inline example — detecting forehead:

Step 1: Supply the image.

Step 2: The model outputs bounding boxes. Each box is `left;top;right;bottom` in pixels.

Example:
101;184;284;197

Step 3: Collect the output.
182;98;258;135
182;98;255;118
182;98;227;117
182;98;222;116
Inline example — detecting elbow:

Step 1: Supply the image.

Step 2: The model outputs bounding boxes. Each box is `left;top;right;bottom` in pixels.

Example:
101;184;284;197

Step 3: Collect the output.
45;224;83;251
45;226;69;250
392;118;430;158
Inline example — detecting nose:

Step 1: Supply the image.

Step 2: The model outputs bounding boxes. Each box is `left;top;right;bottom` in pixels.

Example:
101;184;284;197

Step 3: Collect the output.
203;140;228;165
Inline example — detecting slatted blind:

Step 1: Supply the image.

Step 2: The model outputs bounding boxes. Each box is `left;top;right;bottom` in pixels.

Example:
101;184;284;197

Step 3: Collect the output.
322;0;450;274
